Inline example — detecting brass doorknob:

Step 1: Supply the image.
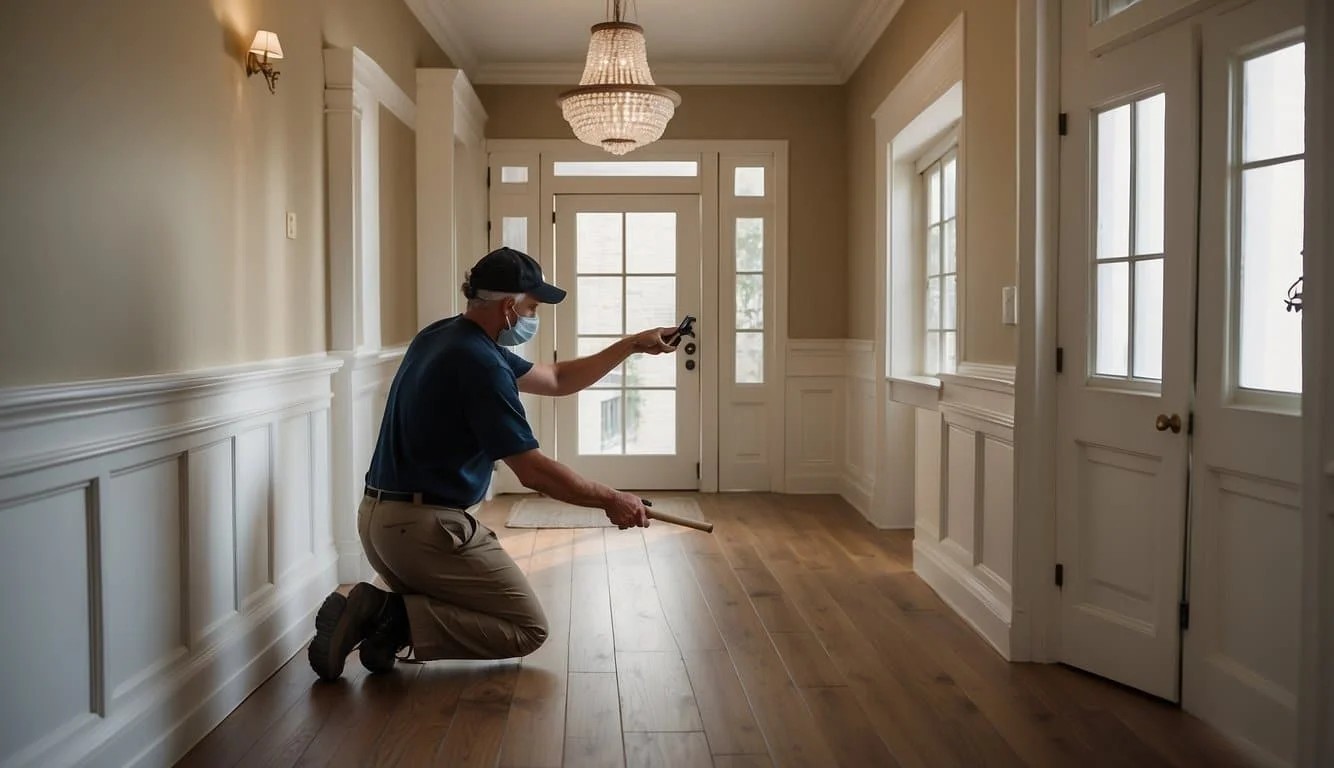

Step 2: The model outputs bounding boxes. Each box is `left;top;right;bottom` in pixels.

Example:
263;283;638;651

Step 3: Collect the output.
1155;414;1182;434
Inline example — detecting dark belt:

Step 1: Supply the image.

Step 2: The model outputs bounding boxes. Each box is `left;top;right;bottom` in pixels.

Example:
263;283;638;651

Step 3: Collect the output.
364;485;462;509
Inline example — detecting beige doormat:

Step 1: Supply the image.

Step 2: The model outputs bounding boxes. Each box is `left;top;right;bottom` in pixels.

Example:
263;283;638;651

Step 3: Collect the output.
506;496;706;529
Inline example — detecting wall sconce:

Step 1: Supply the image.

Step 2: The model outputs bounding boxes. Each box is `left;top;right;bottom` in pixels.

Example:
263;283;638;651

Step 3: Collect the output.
246;30;284;94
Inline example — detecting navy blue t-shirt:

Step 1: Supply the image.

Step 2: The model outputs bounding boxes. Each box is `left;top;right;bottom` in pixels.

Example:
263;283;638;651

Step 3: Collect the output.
365;316;538;507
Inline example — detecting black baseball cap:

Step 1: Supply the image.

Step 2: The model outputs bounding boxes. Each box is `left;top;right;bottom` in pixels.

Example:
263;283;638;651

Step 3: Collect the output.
466;247;567;304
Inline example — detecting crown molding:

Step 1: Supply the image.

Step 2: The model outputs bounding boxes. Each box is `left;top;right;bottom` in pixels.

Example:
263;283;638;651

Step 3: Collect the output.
473;61;844;86
403;0;479;74
835;0;907;81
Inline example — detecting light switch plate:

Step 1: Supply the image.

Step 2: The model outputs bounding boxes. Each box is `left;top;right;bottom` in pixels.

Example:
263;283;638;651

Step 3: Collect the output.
285;212;297;240
1002;286;1018;326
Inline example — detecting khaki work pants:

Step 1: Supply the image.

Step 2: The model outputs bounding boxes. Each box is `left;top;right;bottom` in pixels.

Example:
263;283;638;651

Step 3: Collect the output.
356;496;548;660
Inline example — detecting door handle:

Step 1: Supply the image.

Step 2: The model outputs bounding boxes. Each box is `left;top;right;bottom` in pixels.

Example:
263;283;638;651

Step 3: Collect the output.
685;359;696;371
1155;413;1182;434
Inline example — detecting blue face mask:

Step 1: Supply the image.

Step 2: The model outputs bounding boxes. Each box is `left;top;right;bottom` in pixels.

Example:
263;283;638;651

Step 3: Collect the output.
498;306;539;347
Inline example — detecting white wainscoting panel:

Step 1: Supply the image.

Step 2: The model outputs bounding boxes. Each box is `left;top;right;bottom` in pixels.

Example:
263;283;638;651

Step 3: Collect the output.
0;354;341;768
843;341;876;514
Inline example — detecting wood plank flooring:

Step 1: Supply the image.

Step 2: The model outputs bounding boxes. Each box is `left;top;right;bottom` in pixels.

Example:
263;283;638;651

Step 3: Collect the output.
178;494;1256;768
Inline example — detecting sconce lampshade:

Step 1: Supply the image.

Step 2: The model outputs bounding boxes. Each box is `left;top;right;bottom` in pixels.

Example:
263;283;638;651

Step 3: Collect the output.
248;31;284;60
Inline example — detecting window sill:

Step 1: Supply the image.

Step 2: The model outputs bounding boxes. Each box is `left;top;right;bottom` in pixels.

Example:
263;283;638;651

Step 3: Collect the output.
888;375;942;410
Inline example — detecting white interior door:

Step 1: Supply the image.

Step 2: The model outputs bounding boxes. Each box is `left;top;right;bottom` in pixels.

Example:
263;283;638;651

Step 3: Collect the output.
1185;1;1306;763
554;195;702;489
1056;16;1198;701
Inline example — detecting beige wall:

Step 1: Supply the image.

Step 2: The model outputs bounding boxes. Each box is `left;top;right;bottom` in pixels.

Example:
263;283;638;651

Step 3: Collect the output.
477;85;849;340
846;0;1017;363
0;0;449;387
379;107;419;346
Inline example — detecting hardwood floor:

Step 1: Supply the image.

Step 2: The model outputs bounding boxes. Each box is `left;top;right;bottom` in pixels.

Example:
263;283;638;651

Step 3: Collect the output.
177;494;1255;768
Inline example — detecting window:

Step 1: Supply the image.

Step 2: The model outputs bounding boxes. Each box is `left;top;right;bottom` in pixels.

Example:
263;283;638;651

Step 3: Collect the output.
553;161;699;177
600;397;622;452
1091;92;1166;381
922;148;958;375
1094;0;1144;22
500;166;529;184
735;218;765;383
1234;42;1304;395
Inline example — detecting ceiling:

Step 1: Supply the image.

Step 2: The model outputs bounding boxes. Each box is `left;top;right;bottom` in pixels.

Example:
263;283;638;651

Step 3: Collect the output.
403;0;905;85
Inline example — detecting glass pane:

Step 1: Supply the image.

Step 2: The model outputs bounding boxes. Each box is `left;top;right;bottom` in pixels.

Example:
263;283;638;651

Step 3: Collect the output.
554;161;699;177
625;390;676;454
1095;262;1130;377
625;276;677;329
944;275;957;331
927;167;941;224
500;166;529;184
943;155;957;219
1096;0;1143;22
1239;160;1304;393
735;167;765;197
626;351;676;388
943;219;957;273
1243;43;1305;163
576;213;622;274
736;218;765;272
577;337;623;387
1135;93;1166;256
926;277;941;331
925;332;940;376
626;212;676;274
927;225;940;275
944;331;957;374
1133;259;1164;380
502;216;528;252
736;274;764;330
578;390;623;455
736;332;764;384
577;276;623;335
1097;104;1132;260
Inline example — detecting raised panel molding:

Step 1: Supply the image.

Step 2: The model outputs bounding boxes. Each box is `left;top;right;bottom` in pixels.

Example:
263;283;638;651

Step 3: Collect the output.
0;356;340;768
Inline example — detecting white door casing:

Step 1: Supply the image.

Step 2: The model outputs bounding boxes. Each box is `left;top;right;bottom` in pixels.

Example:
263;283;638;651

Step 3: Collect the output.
1056;17;1199;701
554;194;703;490
1185;1;1306;764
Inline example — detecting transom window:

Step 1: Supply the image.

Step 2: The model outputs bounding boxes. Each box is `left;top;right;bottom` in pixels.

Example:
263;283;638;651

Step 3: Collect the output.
922;147;958;375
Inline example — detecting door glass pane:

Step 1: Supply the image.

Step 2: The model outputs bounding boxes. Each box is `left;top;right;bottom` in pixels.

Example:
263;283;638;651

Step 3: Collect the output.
736;332;764;384
1244;43;1305;162
1095;262;1130;377
943;275;957;331
926;277;941;331
943;219;957;272
500;166;529;184
502;217;528;252
927;168;942;224
1133;258;1164;380
578;390;623;455
625;276;677;329
927;226;941;274
1095;0;1143;22
736;218;764;271
1135;93;1166;255
735;167;765;197
736;274;764;330
577;337;622;387
1096;104;1132;260
576;213;622;274
1239;160;1304;393
943;155;957;219
625;390;676;454
555;161;698;177
626;352;676;388
626;212;676;274
577;276;623;335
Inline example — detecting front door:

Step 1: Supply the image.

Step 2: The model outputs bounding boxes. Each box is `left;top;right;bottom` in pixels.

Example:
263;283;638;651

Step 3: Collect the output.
553;195;702;489
1055;16;1198;701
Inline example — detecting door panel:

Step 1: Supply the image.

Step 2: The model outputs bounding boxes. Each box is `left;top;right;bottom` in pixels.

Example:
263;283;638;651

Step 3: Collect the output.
1057;15;1198;701
1185;1;1305;763
554;195;702;489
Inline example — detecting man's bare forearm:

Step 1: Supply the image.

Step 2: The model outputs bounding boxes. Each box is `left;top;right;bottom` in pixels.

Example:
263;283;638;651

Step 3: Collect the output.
552;338;633;395
511;451;614;508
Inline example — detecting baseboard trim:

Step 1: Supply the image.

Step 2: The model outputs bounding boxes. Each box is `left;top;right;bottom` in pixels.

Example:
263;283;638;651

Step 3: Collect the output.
840;470;874;518
913;538;1012;660
785;471;843;495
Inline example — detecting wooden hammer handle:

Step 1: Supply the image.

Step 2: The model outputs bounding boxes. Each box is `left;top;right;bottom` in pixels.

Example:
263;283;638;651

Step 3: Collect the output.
642;499;714;533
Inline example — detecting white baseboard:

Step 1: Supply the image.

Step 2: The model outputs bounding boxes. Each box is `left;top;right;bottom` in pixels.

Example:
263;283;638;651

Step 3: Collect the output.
785;470;843;495
840;470;874;518
913;537;1013;659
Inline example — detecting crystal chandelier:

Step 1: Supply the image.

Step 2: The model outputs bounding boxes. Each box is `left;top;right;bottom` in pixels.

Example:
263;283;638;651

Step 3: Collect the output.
558;0;681;156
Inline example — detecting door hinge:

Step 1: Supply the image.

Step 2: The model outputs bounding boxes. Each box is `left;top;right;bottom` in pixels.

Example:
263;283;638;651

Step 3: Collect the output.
1058;112;1068;136
553;349;559;362
1056;347;1064;374
552;211;557;224
486;167;491;188
1179;602;1190;630
1187;411;1195;435
696;462;700;479
487;220;492;234
1055;563;1064;587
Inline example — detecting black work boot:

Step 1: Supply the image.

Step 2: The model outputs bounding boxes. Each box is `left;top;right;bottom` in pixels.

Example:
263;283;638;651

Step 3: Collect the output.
308;582;391;681
358;592;410;674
